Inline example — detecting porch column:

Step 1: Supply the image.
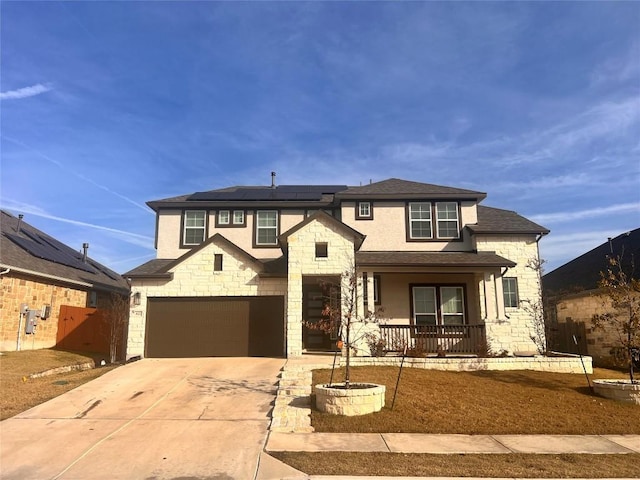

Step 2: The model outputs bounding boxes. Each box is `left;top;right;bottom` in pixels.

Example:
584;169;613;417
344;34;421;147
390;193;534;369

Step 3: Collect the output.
483;272;498;320
364;270;375;313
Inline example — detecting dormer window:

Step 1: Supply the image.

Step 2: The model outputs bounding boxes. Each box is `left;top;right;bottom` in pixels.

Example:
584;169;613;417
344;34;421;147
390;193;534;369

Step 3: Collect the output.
356;201;373;220
183;210;207;246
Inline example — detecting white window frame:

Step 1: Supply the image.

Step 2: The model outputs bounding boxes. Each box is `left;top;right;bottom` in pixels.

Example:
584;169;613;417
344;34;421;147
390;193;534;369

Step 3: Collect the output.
412;285;466;326
218;210;230;225
436;202;460;239
357;201;372;219
502;277;519;308
408;202;433;239
233;210;245;225
183;210;206;245
255;210;278;246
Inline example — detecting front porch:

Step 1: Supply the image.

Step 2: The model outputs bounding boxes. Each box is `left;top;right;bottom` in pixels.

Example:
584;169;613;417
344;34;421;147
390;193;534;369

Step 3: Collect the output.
379;324;487;355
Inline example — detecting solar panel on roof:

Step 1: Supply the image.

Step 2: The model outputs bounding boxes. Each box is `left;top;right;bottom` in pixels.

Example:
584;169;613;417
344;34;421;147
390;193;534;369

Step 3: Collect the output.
5;234;96;273
187;185;348;201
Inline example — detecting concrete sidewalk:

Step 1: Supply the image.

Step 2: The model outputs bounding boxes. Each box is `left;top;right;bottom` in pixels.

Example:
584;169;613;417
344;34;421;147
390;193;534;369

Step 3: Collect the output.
266;432;640;454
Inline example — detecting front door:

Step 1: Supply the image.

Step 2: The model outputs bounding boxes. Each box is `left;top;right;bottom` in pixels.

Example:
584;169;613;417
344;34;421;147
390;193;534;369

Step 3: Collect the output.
302;283;340;351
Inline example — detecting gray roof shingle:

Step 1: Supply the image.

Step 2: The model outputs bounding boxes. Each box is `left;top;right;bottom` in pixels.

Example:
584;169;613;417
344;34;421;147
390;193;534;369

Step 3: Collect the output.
337;178;486;200
471;206;549;235
543;228;640;294
0;210;129;292
356;251;516;267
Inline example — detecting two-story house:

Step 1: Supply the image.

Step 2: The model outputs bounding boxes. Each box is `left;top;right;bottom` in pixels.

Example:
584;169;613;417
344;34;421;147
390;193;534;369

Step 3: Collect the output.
124;177;548;359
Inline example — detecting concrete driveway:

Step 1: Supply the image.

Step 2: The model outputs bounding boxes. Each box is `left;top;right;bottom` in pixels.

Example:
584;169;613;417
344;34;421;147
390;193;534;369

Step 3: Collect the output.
0;357;285;480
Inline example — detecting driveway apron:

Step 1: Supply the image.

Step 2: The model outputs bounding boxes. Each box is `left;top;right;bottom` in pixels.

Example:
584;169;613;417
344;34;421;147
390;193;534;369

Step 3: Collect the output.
0;357;284;480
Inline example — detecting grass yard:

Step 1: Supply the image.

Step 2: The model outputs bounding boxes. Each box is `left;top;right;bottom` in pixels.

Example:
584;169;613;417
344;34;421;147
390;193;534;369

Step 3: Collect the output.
311;366;639;434
0;349;117;420
272;452;640;478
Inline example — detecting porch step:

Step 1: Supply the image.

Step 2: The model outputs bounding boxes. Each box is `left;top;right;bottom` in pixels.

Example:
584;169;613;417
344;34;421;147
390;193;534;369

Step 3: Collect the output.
270;361;319;433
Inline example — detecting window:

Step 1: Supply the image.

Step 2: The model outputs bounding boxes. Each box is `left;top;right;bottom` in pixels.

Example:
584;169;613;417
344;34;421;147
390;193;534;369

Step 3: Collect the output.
363;274;381;305
356;202;373;220
214;254;223;272
408;202;433;239
412;285;465;325
218;210;230;225
315;242;328;258
255;210;278;246
503;277;519;308
233;210;245;225
436;202;460;239
183;210;206;245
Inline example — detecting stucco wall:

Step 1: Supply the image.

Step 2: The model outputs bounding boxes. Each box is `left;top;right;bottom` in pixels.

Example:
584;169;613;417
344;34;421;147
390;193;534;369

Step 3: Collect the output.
340;201;475;252
286;218;356;357
156;209;306;260
364;272;480;325
126;239;287;358
0;273;87;351
474;234;543;354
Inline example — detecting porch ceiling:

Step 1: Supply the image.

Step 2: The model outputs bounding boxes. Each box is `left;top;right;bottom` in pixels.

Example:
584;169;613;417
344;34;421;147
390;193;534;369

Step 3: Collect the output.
356;251;516;268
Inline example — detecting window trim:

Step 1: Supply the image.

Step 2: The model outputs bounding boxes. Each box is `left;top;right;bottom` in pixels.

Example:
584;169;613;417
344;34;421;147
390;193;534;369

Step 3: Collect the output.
435;202;461;239
232;210;245;226
213;254;223;272
181;210;208;248
502;277;520;309
253;210;280;248
409;284;467;326
405;201;464;242
315;242;328;258
355;201;374;220
406;202;433;241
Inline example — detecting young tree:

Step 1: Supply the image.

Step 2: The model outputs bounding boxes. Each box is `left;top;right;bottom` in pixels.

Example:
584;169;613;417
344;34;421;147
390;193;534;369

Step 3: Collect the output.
522;257;548;355
307;265;384;388
592;255;640;383
102;292;130;363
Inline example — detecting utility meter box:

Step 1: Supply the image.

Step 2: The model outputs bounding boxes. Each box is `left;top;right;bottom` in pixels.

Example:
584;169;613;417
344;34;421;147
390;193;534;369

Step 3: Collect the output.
25;310;38;334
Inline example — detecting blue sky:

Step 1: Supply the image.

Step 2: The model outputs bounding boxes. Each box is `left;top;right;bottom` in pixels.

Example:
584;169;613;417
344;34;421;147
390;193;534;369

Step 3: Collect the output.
1;1;638;275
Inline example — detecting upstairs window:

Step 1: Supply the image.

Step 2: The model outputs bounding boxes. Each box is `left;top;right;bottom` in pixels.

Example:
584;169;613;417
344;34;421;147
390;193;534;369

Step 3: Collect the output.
255;210;278;246
356;201;373;220
503;277;519;308
408;202;433;239
233;210;245;225
217;210;230;225
183;210;206;246
436;202;460;239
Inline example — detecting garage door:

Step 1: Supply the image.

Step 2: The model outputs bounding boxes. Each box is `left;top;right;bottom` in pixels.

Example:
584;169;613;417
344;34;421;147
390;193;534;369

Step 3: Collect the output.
145;296;284;358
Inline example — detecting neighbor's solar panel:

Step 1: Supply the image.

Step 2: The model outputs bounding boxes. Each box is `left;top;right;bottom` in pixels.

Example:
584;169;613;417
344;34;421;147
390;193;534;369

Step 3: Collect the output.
6;234;96;273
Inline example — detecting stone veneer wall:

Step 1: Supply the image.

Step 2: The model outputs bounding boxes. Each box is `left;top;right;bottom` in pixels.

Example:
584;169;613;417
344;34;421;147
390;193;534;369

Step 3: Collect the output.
556;292;628;366
474;234;543;355
126;240;287;358
286;218;356;357
346;354;593;374
0;273;87;351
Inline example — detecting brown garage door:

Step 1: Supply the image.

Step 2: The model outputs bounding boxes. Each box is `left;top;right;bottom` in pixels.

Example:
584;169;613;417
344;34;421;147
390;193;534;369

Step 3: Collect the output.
145;296;284;358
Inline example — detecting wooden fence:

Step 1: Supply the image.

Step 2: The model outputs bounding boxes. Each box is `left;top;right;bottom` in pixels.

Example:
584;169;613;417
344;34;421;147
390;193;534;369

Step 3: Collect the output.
56;305;114;356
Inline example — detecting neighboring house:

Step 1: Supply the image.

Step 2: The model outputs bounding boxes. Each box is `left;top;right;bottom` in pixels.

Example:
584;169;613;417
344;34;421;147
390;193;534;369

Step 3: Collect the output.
543;228;640;366
0;211;130;352
125;177;549;359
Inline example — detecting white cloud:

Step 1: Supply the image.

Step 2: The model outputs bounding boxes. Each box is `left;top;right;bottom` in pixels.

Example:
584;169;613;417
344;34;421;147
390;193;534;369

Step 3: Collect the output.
530;203;640;224
0;83;52;100
0;199;155;249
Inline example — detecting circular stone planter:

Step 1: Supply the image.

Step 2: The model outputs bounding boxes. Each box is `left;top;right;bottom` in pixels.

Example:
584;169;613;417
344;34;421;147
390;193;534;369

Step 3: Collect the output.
315;383;386;416
593;379;640;405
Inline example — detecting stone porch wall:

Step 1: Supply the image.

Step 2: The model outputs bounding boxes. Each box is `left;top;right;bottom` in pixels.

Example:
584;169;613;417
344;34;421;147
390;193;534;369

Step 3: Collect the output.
345;354;593;374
